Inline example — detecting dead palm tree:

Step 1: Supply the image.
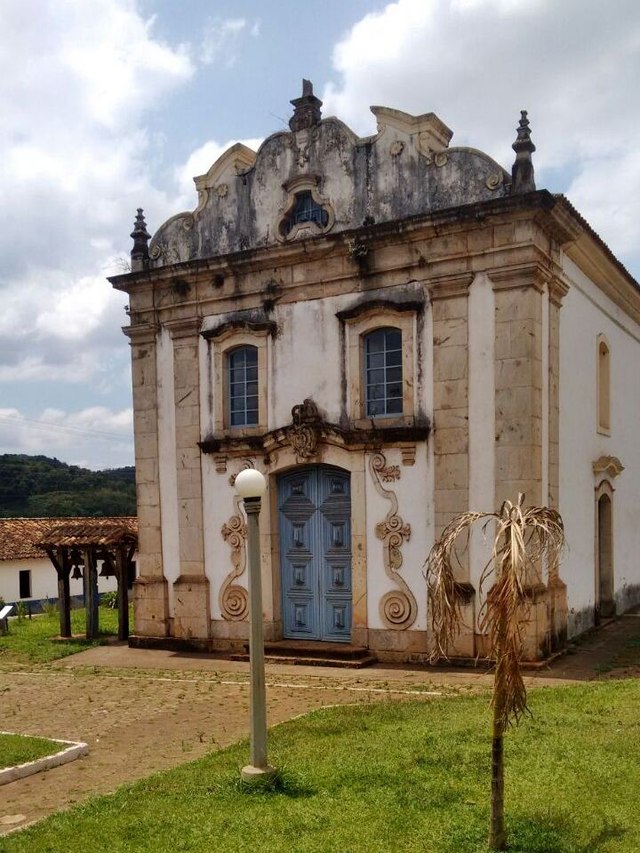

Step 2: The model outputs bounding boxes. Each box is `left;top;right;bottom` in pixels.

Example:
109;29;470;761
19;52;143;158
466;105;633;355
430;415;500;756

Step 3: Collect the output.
424;493;564;851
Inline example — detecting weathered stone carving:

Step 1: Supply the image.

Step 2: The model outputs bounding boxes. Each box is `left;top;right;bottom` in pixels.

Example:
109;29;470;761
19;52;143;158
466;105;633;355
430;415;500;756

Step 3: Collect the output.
228;458;256;487
289;79;323;132
379;464;400;482
592;455;625;478
369;452;417;629
288;398;322;461
220;496;248;621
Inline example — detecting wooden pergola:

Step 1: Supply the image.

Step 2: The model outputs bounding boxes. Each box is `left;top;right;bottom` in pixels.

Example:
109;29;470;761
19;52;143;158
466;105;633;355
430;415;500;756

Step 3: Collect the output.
38;518;138;641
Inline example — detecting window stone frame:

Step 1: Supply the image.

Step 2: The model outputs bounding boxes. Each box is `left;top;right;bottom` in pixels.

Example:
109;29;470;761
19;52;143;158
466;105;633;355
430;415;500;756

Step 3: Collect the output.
596;333;611;436
338;302;420;429
204;323;271;436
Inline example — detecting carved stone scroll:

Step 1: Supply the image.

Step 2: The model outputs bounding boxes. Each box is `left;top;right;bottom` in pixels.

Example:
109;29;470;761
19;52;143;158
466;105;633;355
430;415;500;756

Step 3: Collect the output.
369;452;417;629
219;496;248;621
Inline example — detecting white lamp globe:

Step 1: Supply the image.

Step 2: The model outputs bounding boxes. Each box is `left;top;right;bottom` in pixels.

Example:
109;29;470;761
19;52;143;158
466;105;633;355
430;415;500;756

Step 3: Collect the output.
235;469;267;499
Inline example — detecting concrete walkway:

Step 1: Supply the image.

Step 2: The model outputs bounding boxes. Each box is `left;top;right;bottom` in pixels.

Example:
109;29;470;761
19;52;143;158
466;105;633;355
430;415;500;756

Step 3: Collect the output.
57;607;640;685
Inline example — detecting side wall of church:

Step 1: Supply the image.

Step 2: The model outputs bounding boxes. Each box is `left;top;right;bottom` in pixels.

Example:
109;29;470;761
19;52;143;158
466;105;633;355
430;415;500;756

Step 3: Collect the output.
559;256;640;637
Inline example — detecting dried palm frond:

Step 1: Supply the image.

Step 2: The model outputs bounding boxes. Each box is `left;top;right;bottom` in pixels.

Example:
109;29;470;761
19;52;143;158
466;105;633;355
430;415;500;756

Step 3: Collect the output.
424;510;486;661
424;494;564;728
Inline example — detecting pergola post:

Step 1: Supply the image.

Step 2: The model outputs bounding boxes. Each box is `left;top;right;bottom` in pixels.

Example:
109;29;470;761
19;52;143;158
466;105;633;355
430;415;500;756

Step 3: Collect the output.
46;548;72;638
83;548;99;639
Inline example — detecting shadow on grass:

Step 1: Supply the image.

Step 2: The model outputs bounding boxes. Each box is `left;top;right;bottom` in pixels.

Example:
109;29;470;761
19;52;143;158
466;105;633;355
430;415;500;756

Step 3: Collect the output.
220;767;316;800
578;822;627;852
505;813;627;853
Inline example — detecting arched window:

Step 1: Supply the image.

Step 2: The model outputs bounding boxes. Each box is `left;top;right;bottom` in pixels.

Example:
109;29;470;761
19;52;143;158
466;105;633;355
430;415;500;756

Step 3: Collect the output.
227;346;258;427
595;480;615;621
597;335;610;434
363;327;403;417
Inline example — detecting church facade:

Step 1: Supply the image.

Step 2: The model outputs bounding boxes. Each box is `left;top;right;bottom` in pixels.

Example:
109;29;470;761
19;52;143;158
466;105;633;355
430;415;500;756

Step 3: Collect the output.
110;82;640;662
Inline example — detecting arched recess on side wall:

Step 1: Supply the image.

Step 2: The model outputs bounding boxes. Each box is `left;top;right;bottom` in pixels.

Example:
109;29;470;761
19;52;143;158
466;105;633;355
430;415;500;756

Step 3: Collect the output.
594;479;615;622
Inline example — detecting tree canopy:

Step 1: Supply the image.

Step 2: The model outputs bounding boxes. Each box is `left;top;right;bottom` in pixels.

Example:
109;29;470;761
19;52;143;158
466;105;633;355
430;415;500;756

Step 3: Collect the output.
0;454;136;518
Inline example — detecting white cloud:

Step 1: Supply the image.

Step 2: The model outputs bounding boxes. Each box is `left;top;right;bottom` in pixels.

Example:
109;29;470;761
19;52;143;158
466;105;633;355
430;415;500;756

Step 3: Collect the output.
322;0;640;275
199;17;252;67
0;406;133;470
0;0;195;406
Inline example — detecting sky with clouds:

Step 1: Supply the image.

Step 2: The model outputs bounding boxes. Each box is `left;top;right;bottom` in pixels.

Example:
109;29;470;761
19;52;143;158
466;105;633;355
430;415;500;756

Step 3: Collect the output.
1;0;638;470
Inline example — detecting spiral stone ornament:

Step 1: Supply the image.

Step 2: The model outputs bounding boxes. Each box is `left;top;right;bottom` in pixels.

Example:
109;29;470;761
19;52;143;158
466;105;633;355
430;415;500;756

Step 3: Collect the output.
220;499;248;621
221;584;249;621
380;590;416;628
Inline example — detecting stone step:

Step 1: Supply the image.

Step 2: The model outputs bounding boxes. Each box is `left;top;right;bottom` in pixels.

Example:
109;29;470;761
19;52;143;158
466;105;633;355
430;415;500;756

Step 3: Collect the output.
263;640;374;661
230;652;379;669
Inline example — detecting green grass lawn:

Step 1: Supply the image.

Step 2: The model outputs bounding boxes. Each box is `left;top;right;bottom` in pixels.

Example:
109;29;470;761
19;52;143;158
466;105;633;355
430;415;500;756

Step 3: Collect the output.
1;679;638;853
0;733;63;770
0;606;121;666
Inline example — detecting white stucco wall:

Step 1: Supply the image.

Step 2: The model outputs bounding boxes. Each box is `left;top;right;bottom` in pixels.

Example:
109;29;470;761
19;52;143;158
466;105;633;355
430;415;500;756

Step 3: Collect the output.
0;557;117;606
186;282;434;636
559;257;640;635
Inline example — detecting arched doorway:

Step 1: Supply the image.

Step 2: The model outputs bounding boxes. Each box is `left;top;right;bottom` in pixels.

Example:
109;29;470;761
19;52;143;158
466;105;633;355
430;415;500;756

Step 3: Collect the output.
278;465;352;642
596;488;614;621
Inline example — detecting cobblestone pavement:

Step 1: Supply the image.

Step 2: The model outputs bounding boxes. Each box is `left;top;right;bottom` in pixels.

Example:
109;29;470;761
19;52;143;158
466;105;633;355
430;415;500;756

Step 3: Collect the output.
1;611;638;835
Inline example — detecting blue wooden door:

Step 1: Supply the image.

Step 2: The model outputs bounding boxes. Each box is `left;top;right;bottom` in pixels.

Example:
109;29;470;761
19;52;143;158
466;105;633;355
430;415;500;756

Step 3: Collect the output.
279;466;352;642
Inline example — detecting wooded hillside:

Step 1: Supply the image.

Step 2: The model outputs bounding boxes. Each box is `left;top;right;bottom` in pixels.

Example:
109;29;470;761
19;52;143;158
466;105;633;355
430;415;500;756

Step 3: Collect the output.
0;455;136;518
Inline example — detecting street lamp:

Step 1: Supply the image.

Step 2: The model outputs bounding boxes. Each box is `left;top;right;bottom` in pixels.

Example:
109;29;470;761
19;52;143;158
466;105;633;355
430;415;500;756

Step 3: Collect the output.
234;468;276;783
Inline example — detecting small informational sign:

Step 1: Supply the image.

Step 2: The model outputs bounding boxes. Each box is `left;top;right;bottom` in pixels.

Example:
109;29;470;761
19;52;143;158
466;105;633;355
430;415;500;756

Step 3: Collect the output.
0;604;14;634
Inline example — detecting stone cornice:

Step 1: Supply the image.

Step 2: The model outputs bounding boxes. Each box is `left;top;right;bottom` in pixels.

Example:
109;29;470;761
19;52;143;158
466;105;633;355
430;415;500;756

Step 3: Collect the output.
548;275;571;307
199;422;430;458
108;191;559;294
110;190;639;328
427;272;474;301
121;323;159;345
336;299;424;322
201;319;278;341
165;318;202;340
488;262;551;293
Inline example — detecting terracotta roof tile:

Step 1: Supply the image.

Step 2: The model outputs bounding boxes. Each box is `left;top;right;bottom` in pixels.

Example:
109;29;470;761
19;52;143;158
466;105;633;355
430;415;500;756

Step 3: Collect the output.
0;517;138;561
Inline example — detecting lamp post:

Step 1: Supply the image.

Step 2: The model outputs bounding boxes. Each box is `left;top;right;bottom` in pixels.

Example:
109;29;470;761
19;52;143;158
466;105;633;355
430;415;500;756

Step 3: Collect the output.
234;468;276;783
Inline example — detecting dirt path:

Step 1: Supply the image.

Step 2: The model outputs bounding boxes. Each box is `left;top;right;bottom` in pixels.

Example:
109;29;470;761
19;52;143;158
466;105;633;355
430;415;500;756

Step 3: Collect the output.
1;611;638;835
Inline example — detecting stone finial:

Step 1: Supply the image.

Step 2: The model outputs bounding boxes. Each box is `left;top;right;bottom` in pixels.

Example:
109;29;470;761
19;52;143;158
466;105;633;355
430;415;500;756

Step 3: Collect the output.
289;79;323;132
130;208;151;271
510;110;536;194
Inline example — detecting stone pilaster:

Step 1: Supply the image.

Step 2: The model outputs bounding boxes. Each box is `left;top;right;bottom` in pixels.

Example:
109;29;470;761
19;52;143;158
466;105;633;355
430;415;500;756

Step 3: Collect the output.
490;265;568;659
429;273;475;655
547;276;569;650
491;266;547;507
124;323;169;636
168;320;210;640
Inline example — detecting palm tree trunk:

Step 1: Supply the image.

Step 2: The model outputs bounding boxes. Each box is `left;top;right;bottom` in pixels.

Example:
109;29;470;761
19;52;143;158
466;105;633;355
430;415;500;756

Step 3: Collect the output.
489;650;507;850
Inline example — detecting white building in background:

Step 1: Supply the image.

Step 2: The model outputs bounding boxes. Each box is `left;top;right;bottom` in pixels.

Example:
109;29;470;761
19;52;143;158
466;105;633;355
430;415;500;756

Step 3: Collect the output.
109;82;640;662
